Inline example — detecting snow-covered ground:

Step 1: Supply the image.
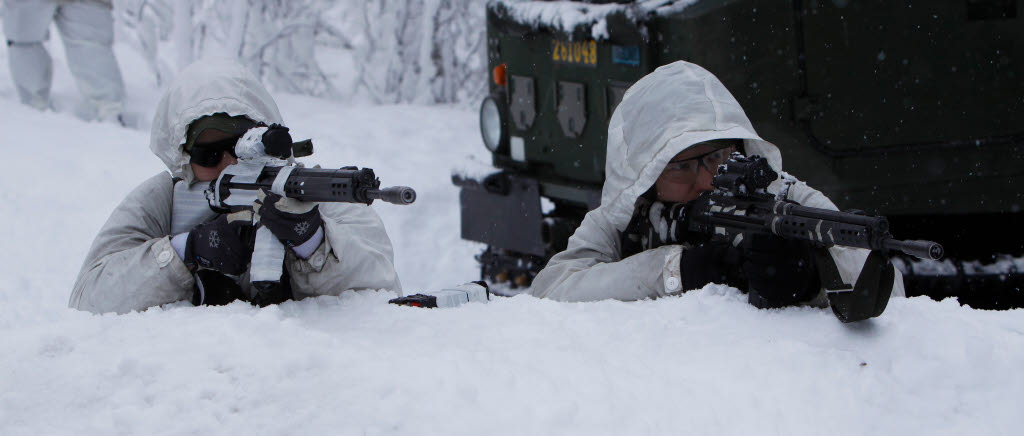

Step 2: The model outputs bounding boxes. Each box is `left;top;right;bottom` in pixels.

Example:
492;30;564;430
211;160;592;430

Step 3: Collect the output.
1;28;1023;436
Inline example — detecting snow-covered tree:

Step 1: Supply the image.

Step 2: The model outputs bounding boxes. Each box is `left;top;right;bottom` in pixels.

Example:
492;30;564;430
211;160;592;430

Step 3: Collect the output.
114;0;485;104
353;0;486;104
117;0;175;85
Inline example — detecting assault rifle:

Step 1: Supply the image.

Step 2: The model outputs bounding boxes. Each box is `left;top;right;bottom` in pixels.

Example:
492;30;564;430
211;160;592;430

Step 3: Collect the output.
205;126;415;211
174;124;415;306
670;153;942;322
677;154;942;260
208;166;415;209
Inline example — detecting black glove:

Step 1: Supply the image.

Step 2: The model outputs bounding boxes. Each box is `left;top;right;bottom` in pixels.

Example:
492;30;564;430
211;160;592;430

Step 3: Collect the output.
621;197;710;258
679;239;744;291
741;233;820;308
183;211;257;276
253;190;323;247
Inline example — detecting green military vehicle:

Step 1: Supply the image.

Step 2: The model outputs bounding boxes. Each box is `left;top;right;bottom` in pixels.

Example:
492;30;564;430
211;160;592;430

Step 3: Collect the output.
452;0;1023;306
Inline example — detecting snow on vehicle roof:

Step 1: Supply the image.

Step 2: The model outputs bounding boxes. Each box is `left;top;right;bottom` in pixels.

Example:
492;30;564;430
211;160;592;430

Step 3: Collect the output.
489;0;698;40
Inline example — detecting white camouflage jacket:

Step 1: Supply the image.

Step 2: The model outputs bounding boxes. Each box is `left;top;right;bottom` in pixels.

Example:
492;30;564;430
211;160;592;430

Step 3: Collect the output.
69;59;401;314
530;61;904;305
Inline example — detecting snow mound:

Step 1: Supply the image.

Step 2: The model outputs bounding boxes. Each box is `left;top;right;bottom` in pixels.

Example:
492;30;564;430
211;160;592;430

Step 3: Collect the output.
3;287;1022;435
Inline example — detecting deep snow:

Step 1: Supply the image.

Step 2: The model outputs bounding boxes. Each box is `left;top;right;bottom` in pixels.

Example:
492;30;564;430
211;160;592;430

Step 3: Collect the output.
1;20;1022;436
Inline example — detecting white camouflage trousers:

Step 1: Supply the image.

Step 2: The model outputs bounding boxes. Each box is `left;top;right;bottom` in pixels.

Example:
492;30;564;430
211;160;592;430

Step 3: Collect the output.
3;0;124;120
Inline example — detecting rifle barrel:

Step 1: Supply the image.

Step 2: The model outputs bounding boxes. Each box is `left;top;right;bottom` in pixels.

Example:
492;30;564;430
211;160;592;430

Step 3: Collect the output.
882;239;944;260
781;203;883;228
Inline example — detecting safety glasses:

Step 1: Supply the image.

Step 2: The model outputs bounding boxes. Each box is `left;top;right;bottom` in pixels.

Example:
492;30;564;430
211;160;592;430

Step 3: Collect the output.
660;147;734;184
189;136;239;167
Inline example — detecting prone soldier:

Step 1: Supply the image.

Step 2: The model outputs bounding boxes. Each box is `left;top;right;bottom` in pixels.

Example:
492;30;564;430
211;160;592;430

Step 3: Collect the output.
529;61;913;322
70;58;403;313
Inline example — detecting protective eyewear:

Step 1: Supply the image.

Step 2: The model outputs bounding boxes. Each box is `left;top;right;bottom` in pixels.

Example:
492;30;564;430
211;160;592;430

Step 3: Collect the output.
660;147;733;183
189;136;239;167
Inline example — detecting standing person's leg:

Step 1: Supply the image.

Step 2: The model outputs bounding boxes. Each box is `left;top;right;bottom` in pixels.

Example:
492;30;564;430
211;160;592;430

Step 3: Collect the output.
55;0;124;121
3;0;59;109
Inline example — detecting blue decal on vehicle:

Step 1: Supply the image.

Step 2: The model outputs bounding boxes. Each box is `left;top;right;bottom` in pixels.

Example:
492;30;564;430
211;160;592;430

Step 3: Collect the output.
612;46;640;66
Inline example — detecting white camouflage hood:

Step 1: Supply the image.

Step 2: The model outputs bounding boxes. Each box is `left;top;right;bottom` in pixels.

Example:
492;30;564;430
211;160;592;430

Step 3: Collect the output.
600;61;784;232
149;58;283;183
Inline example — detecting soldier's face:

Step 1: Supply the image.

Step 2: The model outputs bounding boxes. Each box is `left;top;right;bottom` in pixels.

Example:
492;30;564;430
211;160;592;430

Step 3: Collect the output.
190;129;239;181
654;144;734;203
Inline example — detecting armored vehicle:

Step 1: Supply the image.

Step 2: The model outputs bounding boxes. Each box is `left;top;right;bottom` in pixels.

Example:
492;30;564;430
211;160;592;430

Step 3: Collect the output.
452;0;1024;307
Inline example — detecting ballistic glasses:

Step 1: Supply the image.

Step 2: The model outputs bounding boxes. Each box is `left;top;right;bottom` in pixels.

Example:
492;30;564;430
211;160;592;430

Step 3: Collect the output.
189;135;240;168
660;139;742;184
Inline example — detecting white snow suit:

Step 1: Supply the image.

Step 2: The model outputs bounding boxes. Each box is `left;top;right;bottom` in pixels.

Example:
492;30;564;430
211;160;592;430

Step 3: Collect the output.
530;61;904;307
2;0;124;118
69;58;402;314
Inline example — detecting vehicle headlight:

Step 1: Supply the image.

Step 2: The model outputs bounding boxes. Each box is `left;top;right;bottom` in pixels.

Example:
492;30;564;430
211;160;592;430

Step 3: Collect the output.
479;96;506;152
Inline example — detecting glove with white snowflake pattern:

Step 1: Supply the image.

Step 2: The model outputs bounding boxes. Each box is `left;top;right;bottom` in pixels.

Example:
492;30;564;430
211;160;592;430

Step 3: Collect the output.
183;211;257;275
253;189;324;249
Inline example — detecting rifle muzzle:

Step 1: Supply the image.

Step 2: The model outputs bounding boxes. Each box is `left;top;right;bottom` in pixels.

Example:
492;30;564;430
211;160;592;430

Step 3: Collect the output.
884;239;944;260
367;186;417;205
